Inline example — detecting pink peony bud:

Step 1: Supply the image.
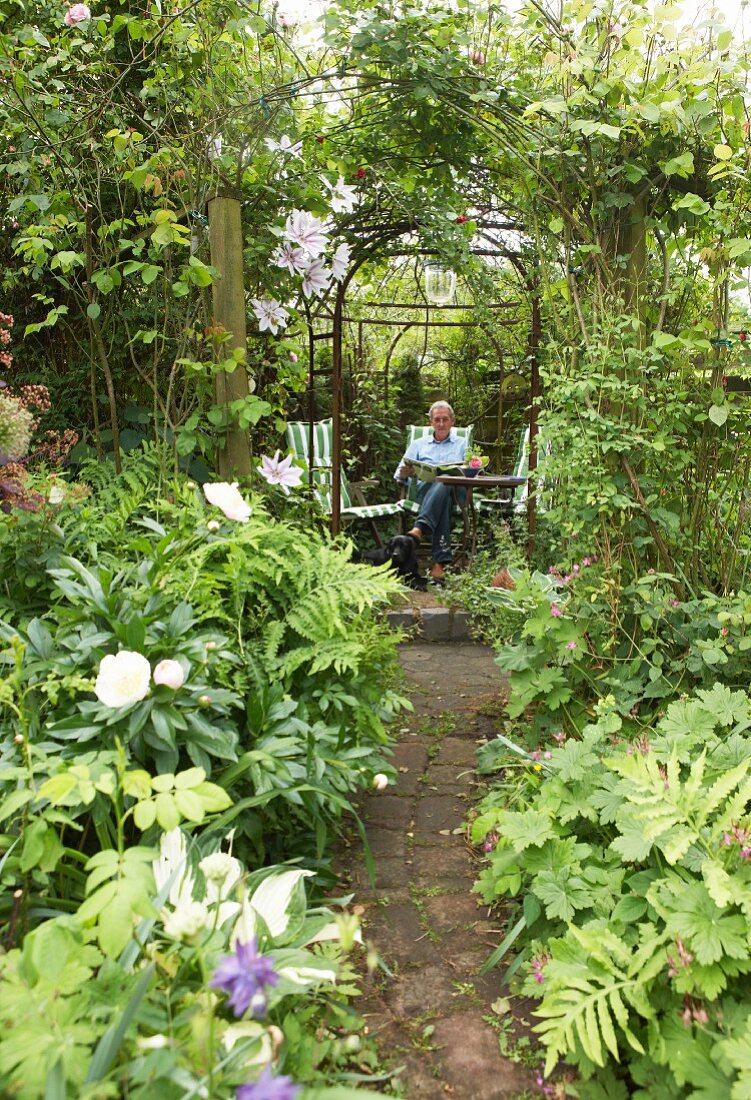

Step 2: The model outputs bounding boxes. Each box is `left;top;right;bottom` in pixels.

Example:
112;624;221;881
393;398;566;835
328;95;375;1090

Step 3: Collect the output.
64;3;92;25
153;659;185;690
469;456;483;469
289;352;298;363
372;773;389;790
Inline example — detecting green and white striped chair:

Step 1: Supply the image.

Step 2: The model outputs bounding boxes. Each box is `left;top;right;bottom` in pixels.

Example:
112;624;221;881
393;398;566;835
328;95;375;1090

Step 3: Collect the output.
399;424;474;517
286;419;404;542
476;425;549;516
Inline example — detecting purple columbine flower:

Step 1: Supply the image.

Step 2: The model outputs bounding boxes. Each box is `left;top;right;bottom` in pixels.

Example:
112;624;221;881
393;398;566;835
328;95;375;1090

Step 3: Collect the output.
236;1066;301;1100
209;937;279;1018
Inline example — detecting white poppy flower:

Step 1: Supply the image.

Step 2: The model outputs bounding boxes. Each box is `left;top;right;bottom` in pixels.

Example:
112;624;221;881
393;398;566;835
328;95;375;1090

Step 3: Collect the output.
153;659;185;690
203;482;252;522
95;650;151;708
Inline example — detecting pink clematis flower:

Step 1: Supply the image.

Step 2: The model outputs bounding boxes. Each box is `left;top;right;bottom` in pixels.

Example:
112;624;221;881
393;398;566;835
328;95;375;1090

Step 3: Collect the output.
283;210;329;257
321;175;357;215
65;3;91;25
301;257;331;298
271;242;307;276
331;241;350;282
258;451;304;494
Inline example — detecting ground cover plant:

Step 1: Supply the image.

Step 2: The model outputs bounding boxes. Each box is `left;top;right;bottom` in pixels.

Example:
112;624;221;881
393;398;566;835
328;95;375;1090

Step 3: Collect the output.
0;450;408;1096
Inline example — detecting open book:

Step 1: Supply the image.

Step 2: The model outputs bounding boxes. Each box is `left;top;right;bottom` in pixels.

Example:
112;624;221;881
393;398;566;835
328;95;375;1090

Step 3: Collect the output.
406;458;464;483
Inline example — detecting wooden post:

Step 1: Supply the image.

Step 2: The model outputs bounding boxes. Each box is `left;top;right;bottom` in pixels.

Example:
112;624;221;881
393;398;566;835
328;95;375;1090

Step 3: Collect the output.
207;193;252;479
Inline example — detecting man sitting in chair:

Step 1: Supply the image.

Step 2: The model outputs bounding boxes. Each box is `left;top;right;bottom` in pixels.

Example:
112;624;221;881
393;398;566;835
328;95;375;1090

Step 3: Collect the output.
395;401;468;586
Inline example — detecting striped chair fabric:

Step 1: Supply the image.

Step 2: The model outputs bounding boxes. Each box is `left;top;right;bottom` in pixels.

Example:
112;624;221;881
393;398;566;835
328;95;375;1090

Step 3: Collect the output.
476;425;550;515
399;424;474;516
286;419;404;522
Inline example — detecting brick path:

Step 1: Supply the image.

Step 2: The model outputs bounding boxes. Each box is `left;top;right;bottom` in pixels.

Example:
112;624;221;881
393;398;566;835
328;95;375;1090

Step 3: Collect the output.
337;642;537;1099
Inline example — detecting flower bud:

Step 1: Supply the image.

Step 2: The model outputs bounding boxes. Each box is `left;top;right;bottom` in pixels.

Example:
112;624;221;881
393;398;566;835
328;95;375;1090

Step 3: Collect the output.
207;520;221;532
153;659;186;690
198;694;212;707
372;773;388;790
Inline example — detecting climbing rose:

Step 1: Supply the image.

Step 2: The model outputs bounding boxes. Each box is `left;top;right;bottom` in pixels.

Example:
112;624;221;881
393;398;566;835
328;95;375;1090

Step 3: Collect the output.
203;482;252;522
153;659;185;690
64;3;91;24
209;937;279;1017
236;1066;300;1100
95;651;151;708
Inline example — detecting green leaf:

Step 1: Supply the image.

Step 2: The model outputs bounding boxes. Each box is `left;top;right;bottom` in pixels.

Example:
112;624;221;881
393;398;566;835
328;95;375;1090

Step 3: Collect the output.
533;868;593;920
499;809;556;850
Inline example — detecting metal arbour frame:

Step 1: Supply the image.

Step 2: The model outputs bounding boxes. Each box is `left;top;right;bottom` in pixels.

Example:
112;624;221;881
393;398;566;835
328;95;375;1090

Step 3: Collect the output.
303;234;542;556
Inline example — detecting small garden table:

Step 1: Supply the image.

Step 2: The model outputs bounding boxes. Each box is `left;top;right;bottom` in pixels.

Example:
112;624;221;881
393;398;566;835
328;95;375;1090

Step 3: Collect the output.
436;474;527;566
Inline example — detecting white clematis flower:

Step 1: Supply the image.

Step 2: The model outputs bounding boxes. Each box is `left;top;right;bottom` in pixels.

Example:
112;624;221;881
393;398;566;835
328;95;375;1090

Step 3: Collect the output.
95;650;151;708
264;134;302;158
203;482;252;522
153;828;195;909
251;297;290;336
321;175;357;215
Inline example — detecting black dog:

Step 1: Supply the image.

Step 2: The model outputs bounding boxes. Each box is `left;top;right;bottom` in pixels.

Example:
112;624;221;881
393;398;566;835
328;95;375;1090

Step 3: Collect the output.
358;534;426;590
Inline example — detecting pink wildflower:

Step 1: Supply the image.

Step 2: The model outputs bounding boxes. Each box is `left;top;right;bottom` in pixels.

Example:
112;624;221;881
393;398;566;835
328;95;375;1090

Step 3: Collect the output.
572;563;579;573
550;604;562;618
566;640;576;650
582;557;591;566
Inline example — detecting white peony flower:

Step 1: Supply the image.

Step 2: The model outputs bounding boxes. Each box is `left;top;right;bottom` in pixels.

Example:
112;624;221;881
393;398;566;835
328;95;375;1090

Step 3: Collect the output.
251;297;290;336
203;482;252;522
95;650;151;708
153;659;185;690
331;241;350;282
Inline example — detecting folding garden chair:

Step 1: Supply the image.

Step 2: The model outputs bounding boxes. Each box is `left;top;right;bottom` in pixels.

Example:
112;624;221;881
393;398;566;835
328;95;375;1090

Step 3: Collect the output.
476;425;550;518
286;418;404;545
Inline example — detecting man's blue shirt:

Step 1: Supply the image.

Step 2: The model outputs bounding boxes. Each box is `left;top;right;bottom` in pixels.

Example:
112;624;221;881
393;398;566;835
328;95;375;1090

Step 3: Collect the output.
394;429;468;483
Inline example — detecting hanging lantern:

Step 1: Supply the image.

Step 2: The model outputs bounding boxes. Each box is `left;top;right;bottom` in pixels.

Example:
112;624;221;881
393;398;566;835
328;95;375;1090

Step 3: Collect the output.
423;262;456;305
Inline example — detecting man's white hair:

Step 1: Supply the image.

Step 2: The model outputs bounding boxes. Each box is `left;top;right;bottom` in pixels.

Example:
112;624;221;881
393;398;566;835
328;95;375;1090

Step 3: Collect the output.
429;400;455;420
